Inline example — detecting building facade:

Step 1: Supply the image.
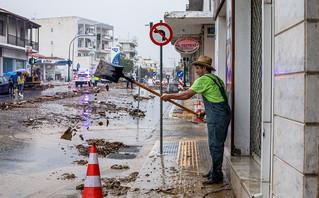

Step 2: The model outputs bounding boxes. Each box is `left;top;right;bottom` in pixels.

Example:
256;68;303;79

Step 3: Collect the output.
165;0;318;197
165;0;215;84
0;8;40;76
119;38;138;62
32;16;113;81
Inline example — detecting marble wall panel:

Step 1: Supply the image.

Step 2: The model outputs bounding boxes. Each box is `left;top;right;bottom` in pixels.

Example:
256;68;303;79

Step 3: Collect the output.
306;22;319;72
275;23;304;75
274;73;305;122
274;116;304;172
304;126;319;174
275;0;304;34
307;0;319;20
273;157;303;198
306;74;319;122
304;176;317;198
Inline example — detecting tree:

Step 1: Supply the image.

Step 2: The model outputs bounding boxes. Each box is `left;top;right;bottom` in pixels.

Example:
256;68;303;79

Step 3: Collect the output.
120;54;134;74
139;67;152;79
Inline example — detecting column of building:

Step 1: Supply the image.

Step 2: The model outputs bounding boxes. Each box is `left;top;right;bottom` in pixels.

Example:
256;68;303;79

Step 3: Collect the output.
272;0;318;197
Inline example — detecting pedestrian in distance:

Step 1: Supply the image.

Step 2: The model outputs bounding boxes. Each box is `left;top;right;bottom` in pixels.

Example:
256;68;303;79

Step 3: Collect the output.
160;55;231;185
12;73;18;96
17;72;25;97
8;75;14;97
126;73;134;89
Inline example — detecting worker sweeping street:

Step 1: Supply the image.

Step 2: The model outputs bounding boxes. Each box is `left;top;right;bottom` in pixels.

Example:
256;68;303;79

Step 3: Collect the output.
161;55;231;185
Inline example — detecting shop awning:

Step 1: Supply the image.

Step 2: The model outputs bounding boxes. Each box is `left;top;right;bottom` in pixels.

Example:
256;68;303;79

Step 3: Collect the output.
164;11;214;43
35;59;71;65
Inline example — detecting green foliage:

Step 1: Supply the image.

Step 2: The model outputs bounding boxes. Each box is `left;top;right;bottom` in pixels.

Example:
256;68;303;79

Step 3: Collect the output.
120;54;134;74
139;67;152;79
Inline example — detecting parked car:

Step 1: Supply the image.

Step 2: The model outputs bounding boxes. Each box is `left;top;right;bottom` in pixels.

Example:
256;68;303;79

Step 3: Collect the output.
74;73;93;87
0;76;9;94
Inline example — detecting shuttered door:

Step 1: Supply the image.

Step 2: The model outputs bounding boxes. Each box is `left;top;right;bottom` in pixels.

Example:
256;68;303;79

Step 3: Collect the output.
250;0;262;158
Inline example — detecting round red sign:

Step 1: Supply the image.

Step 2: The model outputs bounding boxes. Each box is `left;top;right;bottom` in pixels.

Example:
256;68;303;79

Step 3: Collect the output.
149;23;173;46
174;37;199;54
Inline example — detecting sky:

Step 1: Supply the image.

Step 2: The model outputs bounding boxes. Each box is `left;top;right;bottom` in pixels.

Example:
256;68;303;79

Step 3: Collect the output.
0;0;189;67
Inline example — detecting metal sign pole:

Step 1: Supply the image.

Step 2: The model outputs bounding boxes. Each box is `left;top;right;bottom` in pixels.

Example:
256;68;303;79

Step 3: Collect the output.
159;21;163;155
160;44;163;155
149;20;173;155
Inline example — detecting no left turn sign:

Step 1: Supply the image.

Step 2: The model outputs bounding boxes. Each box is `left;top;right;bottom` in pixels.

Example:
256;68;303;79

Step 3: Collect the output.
150;23;173;46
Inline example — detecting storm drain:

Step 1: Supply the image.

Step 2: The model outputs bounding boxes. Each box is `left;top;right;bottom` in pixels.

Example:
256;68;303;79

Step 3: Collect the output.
107;145;141;159
177;140;199;169
156;141;179;156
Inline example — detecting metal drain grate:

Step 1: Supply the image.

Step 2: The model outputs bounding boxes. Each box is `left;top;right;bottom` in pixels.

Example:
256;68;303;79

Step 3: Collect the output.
107;145;141;159
156;141;179;156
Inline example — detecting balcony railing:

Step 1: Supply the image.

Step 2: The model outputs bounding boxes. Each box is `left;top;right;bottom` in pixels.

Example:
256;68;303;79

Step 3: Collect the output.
7;34;39;51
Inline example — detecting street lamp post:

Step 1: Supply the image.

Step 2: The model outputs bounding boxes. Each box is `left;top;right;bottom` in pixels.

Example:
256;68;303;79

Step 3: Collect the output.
68;34;97;82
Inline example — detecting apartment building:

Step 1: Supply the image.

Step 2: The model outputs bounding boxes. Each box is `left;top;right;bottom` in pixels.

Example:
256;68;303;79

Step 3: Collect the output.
0;8;40;75
119;38;138;61
32;16;113;80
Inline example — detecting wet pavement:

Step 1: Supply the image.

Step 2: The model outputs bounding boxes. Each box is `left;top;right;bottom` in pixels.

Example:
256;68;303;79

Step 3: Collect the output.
0;83;235;197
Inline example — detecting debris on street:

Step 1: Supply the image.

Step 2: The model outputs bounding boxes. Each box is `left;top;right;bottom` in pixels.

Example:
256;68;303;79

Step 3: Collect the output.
59;173;77;180
0;86;108;110
111;164;130;170
72;160;88;165
75;172;139;196
60;127;77;140
75;139;128;157
129;109;146;117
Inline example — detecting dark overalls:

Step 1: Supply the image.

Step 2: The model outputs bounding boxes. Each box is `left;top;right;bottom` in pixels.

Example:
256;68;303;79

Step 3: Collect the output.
202;75;231;179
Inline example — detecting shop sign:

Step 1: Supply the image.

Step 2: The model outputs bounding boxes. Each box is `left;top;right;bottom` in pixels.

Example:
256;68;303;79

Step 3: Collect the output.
174;38;199;54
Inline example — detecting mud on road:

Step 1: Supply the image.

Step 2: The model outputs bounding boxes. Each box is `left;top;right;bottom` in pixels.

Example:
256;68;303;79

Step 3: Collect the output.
0;82;169;197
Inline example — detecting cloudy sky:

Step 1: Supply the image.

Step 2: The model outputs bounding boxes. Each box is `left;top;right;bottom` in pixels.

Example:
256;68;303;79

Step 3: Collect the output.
1;0;188;67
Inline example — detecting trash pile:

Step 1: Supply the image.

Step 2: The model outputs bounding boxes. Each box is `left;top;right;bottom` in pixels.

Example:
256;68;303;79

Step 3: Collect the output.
75;139;128;157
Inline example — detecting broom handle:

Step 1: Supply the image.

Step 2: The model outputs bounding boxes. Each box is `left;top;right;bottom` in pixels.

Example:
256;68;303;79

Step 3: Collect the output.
132;80;196;115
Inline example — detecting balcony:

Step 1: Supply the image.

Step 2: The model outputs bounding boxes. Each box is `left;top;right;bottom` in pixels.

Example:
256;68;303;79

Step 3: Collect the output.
7;34;39;51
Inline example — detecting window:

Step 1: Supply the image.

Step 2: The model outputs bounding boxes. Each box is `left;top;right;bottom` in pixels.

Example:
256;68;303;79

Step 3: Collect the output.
20;27;24;38
207;26;215;38
16;60;25;69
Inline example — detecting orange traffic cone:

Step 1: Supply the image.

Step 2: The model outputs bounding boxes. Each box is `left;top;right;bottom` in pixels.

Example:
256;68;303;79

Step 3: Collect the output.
82;143;103;198
48;81;51;88
86;81;89;87
68;81;71;88
195;101;203;122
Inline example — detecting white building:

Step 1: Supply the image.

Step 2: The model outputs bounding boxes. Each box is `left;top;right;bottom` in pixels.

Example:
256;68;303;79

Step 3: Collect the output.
119;38;138;62
32;16;113;81
136;56;157;71
0;8;40;75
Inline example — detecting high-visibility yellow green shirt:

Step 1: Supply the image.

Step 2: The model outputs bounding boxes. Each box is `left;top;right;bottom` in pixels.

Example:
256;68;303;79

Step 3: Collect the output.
190;74;228;103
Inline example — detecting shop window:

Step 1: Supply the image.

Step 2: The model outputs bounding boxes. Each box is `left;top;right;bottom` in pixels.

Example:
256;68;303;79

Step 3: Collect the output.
3;58;13;73
16;60;25;69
